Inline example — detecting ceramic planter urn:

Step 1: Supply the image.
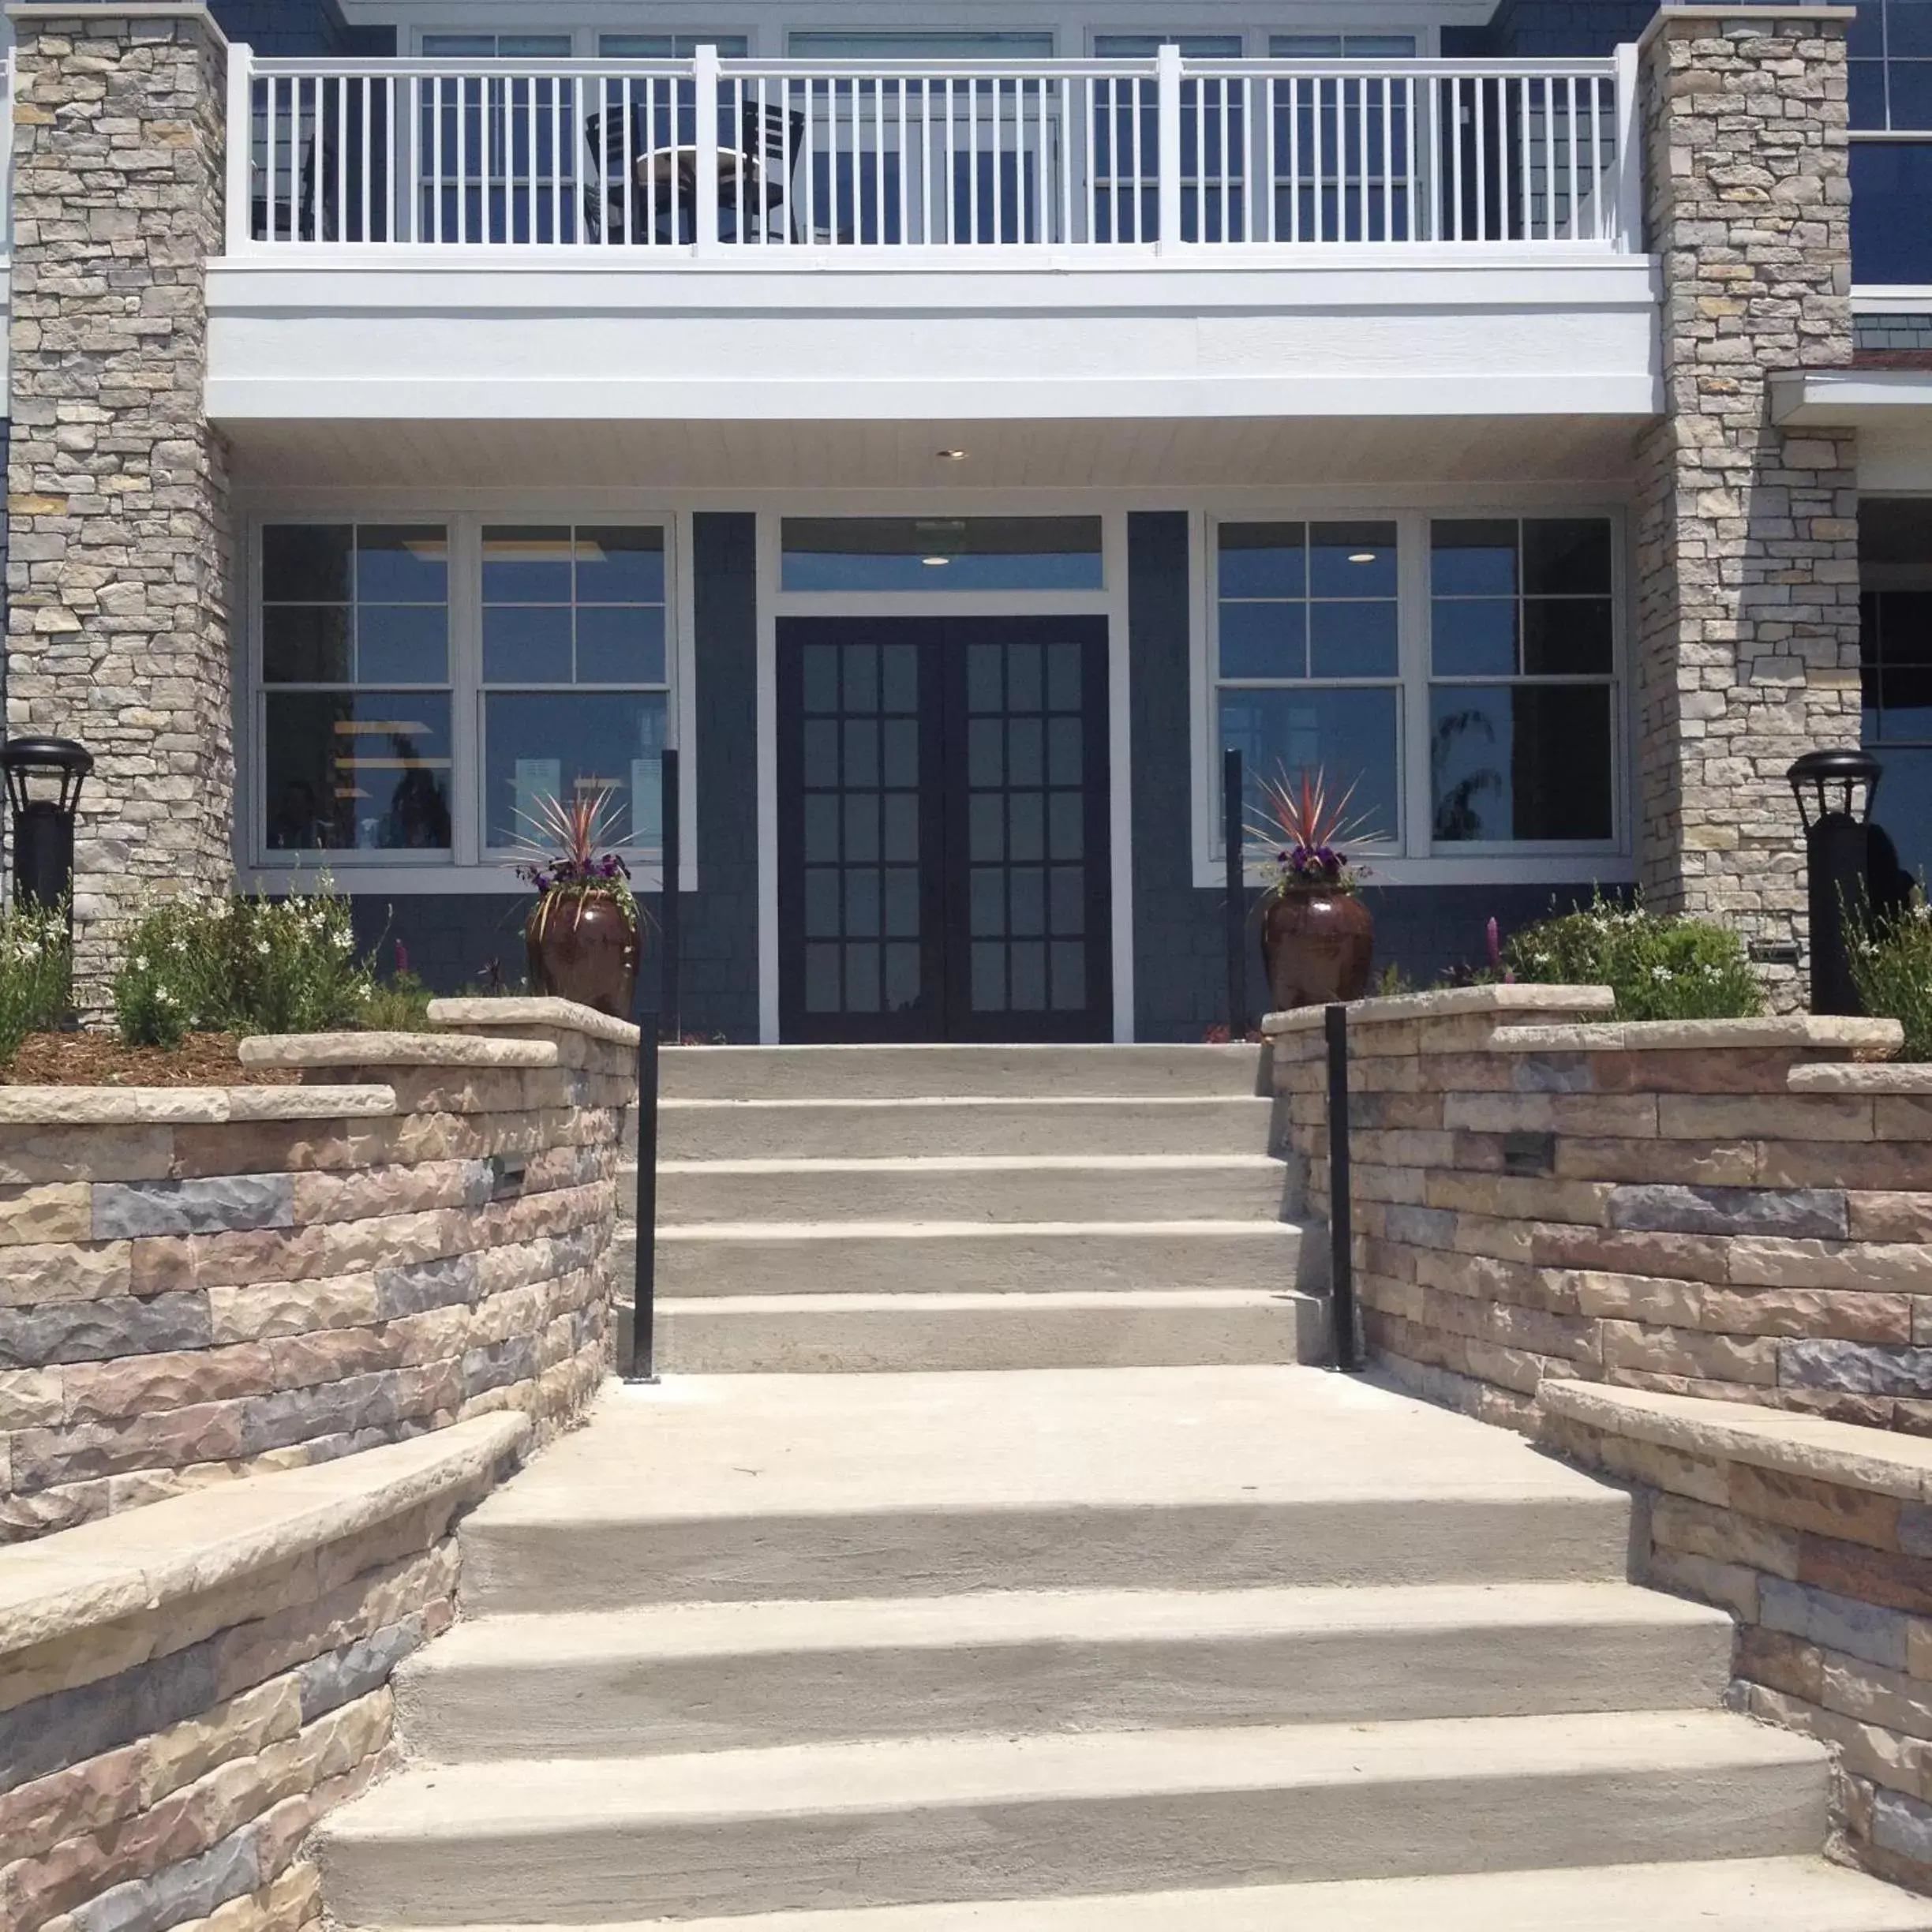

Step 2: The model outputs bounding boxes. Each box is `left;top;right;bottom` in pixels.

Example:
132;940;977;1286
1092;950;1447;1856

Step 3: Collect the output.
525;892;640;1018
1260;889;1376;1012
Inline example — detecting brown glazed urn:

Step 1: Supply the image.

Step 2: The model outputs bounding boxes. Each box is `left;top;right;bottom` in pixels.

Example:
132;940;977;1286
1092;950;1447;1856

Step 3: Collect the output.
525;891;640;1018
1260;889;1376;1011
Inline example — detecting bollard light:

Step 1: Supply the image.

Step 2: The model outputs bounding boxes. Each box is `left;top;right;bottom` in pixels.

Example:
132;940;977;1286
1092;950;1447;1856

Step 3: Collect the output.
1;736;92;920
1788;748;1882;1018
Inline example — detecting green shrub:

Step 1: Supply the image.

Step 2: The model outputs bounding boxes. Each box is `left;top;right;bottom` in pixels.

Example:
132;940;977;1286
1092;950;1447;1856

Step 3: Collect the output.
1505;890;1766;1023
114;882;374;1049
360;968;434;1033
1848;895;1932;1061
0;900;72;1064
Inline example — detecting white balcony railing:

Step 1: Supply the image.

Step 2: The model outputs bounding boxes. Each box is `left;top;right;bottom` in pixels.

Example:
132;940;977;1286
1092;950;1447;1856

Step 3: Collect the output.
227;46;1640;257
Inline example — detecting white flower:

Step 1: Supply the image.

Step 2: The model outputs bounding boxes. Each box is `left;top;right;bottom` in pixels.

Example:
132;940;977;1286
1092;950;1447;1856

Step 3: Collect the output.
1651;964;1673;983
133;955;148;972
256;939;271;957
1533;952;1552;967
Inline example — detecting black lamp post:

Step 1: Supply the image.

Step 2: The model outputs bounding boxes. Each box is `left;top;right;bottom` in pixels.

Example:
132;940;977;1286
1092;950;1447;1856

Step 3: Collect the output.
1;736;92;925
1788;747;1882;1017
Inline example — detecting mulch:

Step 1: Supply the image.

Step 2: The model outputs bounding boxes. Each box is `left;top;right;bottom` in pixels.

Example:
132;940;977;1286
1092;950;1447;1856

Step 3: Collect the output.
1;1032;301;1088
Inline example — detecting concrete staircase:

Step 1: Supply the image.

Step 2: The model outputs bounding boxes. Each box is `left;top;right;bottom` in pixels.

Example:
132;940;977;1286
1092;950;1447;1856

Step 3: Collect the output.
615;1044;1326;1374
316;1365;1932;1930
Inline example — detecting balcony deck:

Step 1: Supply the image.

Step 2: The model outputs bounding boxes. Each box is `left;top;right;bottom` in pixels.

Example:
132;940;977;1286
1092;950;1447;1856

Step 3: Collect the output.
204;47;1661;465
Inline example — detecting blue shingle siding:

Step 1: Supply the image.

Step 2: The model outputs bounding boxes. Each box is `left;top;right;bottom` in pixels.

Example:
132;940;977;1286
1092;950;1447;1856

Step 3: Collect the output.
1857;314;1932;352
202;0;395;55
1446;0;1659;57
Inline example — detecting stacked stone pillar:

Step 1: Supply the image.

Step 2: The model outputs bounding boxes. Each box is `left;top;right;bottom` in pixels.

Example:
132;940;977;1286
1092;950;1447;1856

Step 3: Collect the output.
1634;6;1860;1008
6;4;234;997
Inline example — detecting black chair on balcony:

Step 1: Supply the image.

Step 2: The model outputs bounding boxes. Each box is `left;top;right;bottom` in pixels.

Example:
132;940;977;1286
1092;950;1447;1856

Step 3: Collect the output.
582;98;807;242
251;85;388;242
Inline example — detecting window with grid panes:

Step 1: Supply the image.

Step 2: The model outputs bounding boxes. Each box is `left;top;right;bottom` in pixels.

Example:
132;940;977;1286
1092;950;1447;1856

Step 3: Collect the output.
1850;0;1932;282
260;526;453;855
1428;517;1616;844
481;527;670;855
1215;522;1402;857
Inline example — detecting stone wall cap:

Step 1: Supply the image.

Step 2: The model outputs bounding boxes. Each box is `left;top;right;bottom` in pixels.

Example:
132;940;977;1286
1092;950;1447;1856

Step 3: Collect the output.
0;1084;396;1125
1544;1380;1932;1503
0;1412;527;1666
7;1;228;42
238;1032;557;1070
1639;2;1856;51
1790;1061;1932;1091
1488;1015;1904;1055
1260;983;1616;1036
429;997;642;1048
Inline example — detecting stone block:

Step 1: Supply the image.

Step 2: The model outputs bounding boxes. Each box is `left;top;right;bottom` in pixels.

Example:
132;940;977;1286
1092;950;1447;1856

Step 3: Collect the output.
1553;1136;1758;1187
206;1277;381;1345
66;1819;261;1932
0;1241;133;1309
1799;1534;1932;1617
0;1183;91;1246
1602;1320;1779;1386
1653;1489;1800;1578
1780;1339;1932;1398
1659;1091;1874;1141
1607;1183;1848;1239
1873;1785;1932;1868
61;1344;280;1424
1736;1623;1825;1703
1761;1575;1912;1672
0;1292;211;1368
293;1619;423;1723
1730;1237;1932;1292
93;1178;295;1241
1852;1194;1932;1244
1531;1222;1732;1284
1646;1542;1761;1619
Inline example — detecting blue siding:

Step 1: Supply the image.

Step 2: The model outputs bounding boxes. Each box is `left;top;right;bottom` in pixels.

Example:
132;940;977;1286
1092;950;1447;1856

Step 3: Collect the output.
1446;0;1657;56
204;0;395;55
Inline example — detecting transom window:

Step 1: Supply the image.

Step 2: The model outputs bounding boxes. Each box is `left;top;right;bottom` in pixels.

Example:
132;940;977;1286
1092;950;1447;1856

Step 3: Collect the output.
599;34;751;58
1269;34;1418;58
782;518;1105;593
421;33;575;58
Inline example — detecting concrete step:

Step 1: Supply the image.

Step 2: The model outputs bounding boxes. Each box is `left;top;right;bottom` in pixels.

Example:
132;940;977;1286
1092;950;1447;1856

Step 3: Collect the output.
396;1582;1732;1762
623;1289;1324;1372
343;1858;1932;1932
657;1156;1290;1226
660;1043;1268;1103
649;1095;1279;1163
459;1369;1635;1612
627;1220;1316;1300
313;1710;1829;1924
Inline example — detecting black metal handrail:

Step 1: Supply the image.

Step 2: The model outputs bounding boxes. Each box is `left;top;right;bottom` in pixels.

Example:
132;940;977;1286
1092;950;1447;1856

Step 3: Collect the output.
626;747;681;1384
1224;746;1245;1041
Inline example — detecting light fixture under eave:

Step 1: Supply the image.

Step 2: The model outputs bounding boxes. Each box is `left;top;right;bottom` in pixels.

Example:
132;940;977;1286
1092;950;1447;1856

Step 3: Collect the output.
922;556;952;567
1349;552;1378;564
936;448;969;462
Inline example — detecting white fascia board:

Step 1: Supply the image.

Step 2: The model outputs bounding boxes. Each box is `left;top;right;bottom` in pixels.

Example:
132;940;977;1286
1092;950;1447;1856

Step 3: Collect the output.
1770;367;1932;426
1852;286;1932;313
205;252;1663;425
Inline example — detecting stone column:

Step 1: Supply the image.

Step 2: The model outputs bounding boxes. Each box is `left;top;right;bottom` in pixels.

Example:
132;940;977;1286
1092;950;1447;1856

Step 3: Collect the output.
6;4;234;998
1633;6;1859;1008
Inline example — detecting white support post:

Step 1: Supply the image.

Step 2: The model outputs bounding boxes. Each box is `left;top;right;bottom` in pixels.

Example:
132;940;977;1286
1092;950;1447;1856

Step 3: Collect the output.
225;42;253;253
1613;39;1642;253
1156;42;1182;252
694;43;721;254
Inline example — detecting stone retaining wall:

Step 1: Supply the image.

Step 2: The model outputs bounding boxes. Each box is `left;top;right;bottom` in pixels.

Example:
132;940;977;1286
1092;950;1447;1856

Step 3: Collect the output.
0;1413;522;1932
1541;1383;1932;1896
0;999;635;1541
1267;985;1932;1431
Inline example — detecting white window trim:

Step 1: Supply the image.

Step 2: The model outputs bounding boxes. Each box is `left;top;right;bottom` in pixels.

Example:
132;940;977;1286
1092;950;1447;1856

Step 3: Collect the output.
238;499;696;897
1190;500;1635;890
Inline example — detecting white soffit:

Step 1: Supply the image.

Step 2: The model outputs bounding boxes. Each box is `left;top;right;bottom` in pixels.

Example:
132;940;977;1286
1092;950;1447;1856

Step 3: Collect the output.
220;413;1648;492
1771;368;1932;428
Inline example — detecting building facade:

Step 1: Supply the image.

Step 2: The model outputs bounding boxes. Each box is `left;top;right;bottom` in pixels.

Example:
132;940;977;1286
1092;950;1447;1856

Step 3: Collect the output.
2;0;1919;1041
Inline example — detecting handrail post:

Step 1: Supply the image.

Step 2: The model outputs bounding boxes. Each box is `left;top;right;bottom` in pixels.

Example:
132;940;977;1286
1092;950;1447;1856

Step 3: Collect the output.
693;44;721;252
1155;42;1183;252
1613;39;1642;254
1325;1002;1359;1372
627;1029;660;1383
225;42;254;253
660;744;682;1045
1223;747;1245;1040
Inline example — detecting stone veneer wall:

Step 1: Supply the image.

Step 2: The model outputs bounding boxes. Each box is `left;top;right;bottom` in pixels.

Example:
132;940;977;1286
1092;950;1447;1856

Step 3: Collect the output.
1542;1382;1932;1896
0;1413;522;1932
6;6;236;998
1632;8;1861;1007
0;998;633;1541
1267;984;1932;1430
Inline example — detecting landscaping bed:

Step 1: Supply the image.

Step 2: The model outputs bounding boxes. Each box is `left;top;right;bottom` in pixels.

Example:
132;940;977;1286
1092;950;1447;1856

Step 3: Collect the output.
0;1029;298;1087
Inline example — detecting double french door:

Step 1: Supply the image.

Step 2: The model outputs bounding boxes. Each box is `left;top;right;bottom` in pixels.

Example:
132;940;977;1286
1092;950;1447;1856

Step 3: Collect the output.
777;616;1112;1043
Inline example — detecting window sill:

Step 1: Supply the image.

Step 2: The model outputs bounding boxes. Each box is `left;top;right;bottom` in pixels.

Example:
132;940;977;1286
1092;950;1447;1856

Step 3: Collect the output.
1195;852;1638;891
244;863;687;897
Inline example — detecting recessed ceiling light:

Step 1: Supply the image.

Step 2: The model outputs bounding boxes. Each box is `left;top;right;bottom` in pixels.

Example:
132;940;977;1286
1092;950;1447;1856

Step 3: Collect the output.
922;555;951;567
1349;552;1378;564
937;448;969;461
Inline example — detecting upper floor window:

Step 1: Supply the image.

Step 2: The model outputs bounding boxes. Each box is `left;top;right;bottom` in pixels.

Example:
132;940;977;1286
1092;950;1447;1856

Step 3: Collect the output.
599;34;751;58
1269;34;1418;58
1850;0;1932;283
1091;36;1244;58
786;31;1056;58
421;33;573;58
